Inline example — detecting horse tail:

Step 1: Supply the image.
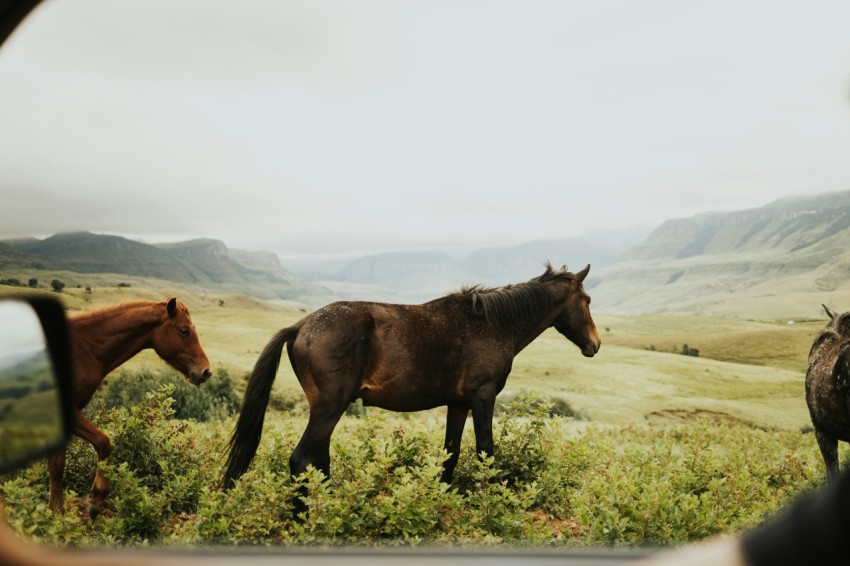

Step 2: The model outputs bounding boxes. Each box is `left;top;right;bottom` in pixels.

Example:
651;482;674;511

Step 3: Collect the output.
222;324;300;488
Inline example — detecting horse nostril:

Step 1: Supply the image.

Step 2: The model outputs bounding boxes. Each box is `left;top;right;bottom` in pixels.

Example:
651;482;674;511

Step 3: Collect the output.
202;368;212;380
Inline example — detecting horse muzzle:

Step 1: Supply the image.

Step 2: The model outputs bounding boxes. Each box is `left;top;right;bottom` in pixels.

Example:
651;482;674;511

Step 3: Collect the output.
581;340;601;358
189;367;213;385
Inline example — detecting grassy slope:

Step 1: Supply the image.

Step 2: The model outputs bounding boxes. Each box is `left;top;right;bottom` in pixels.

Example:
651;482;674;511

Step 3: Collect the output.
0;284;821;432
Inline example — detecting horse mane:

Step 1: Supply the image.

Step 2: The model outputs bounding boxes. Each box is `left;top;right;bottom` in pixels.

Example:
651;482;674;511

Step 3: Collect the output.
452;262;575;328
69;300;172;322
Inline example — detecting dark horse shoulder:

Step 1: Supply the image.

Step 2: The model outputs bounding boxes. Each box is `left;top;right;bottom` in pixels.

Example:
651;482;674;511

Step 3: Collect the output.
810;331;839;358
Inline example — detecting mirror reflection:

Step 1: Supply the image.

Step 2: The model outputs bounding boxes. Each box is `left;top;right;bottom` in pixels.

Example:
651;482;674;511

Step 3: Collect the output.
0;300;63;469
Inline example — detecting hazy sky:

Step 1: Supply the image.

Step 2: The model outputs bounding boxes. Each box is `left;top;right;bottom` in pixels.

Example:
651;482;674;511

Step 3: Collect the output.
1;0;849;259
0;301;46;367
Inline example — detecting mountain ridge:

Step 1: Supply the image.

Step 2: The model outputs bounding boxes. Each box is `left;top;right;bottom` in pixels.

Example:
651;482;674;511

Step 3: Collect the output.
592;189;850;317
0;232;332;306
2;189;848;317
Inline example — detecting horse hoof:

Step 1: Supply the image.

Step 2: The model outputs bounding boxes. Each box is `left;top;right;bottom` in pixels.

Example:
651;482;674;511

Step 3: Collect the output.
87;505;101;520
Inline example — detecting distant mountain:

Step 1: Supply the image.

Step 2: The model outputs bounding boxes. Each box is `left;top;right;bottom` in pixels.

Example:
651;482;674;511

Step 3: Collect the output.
0;241;33;268
331;252;473;301
1;232;333;305
9;190;846;318
289;229;648;303
623;191;850;261
591;190;850;317
461;231;645;287
10;232;209;282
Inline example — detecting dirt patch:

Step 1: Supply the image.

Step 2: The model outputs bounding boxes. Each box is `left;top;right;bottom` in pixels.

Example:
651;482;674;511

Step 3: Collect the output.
644;408;759;428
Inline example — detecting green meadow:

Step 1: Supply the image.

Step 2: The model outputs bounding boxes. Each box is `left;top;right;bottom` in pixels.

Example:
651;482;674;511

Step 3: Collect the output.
2;283;822;432
0;283;841;548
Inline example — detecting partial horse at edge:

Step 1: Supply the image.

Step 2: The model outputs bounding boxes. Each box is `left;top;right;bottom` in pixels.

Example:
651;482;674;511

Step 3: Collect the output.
805;304;850;483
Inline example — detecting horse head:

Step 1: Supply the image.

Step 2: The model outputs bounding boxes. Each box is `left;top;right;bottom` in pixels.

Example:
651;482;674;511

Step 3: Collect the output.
823;304;850;338
551;264;601;357
152;297;212;385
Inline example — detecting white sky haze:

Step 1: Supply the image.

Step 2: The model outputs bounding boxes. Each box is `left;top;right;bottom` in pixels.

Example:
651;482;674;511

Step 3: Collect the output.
1;0;849;259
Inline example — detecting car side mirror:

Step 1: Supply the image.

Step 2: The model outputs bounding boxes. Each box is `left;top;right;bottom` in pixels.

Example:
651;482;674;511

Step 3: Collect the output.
0;295;74;474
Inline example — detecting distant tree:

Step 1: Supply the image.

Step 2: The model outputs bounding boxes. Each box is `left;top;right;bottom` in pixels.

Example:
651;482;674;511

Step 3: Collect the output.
85;286;92;294
27;278;37;288
50;279;66;293
117;282;131;288
680;343;700;357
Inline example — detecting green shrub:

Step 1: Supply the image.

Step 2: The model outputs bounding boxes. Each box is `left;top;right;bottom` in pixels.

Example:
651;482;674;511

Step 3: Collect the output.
0;399;832;549
94;367;239;421
266;388;308;416
496;390;583;419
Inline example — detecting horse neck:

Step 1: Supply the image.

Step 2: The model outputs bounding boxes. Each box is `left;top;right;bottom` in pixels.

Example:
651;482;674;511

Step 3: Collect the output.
71;303;164;376
512;302;563;353
499;284;566;354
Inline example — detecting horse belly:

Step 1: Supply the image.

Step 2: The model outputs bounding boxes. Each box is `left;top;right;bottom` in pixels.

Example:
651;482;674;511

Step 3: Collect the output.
358;386;449;412
356;309;464;411
358;360;461;411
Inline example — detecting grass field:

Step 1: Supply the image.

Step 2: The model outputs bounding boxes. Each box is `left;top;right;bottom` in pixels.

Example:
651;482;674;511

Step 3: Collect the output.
1;282;825;433
2;281;845;549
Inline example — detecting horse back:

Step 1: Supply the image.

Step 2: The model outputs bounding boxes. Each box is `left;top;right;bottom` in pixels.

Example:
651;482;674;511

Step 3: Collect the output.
806;333;850;438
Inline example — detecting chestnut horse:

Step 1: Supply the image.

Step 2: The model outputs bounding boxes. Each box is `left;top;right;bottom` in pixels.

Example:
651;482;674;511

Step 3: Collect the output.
806;304;850;483
47;297;212;518
223;263;600;492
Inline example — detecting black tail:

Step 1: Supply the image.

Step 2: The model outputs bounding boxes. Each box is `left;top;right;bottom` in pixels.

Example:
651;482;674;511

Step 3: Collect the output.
222;325;300;488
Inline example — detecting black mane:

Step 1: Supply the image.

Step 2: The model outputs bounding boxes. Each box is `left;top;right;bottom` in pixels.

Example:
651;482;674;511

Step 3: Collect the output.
453;262;575;328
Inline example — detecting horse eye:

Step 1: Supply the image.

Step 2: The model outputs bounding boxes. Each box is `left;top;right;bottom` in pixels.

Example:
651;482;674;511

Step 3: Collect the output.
179;327;190;337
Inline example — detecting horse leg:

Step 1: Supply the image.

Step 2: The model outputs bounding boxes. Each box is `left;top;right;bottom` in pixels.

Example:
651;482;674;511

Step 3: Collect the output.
441;404;469;483
47;450;66;513
814;428;840;483
289;403;347;516
71;410;113;519
290;409;345;479
469;386;497;461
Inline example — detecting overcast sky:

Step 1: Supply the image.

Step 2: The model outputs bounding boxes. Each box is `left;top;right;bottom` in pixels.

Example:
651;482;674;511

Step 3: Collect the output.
0;301;46;368
1;0;849;260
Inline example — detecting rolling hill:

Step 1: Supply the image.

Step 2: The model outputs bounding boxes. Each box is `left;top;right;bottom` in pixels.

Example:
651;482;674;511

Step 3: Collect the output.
3;189;849;317
0;232;333;306
590;189;850;318
292;229;648;302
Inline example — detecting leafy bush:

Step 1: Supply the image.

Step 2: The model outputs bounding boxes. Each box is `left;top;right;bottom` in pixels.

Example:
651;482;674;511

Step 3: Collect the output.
496;390;583;419
1;386;211;545
0;393;831;550
94;367;240;421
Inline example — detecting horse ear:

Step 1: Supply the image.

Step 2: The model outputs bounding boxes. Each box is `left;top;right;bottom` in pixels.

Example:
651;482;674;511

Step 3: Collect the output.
823;304;838;321
576;264;590;282
167;297;178;317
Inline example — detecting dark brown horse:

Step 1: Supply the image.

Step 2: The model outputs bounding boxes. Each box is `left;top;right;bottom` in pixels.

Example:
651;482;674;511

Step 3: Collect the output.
806;304;850;483
223;263;600;491
47;298;212;518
